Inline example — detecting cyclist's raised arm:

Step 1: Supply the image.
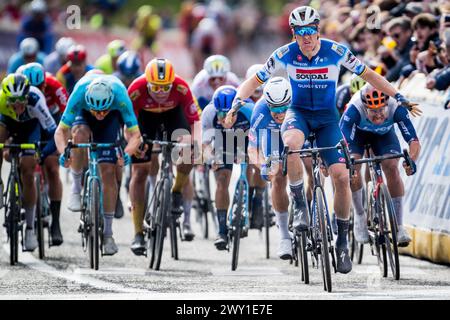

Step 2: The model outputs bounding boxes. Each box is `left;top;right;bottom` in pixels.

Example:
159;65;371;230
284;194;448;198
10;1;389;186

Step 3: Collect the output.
393;104;421;161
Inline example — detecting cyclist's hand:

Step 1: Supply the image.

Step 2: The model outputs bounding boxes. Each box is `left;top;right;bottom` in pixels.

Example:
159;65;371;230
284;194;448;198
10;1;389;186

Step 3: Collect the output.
118;153;131;167
403;159;417;176
134;143;148;159
261;163;271;182
320;162;329;177
224;99;243;128
58;153;71;168
395;93;423;117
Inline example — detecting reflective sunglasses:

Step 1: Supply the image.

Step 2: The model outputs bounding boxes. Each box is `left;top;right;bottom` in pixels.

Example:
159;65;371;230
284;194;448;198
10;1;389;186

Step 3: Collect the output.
90;109;110;118
7;95;28;104
270;105;289;114
148;83;172;93
294;26;319;36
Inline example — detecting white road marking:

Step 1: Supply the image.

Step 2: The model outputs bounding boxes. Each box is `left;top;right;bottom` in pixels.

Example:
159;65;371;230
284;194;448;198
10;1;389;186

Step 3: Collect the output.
211;267;284;276
72;267;148;276
2;244;152;294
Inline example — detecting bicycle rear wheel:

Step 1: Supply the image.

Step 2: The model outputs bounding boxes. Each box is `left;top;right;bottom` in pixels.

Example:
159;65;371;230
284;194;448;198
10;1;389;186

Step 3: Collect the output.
315;187;332;293
35;173;45;260
7;177;19;265
170;216;179;260
88;179;101;270
380;184;400;280
154;178;170;271
231;181;244;271
263;187;270;259
298;231;309;284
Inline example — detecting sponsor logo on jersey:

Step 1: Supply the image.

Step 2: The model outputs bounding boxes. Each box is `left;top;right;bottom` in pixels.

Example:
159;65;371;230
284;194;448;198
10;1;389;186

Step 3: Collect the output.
189;103;198;115
331;43;345;56
176;84;188;95
129;90;140;101
297;55;302;61
296;67;329;80
276;46;290;59
293;61;308;66
266;57;276;72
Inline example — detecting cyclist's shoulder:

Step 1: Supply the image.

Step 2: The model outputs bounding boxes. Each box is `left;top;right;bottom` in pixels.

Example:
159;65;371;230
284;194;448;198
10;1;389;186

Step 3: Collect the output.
173;76;193;96
320;38;350;59
27;86;45;105
271;41;297;61
192;70;208;85
45;72;62;87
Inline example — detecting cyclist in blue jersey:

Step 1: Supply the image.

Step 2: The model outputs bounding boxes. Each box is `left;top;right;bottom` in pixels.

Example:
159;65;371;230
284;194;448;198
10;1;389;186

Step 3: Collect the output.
248;77;293;259
55;74;142;255
7;38;46;74
201;85;253;250
340;84;420;247
113;51;143;88
226;6;422;274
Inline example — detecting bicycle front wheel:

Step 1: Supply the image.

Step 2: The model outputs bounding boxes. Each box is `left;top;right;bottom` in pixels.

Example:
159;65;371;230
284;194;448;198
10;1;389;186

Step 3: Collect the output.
154;178;170;271
380;184;400;280
7;177;19;265
315;187;332;292
298;231;309;284
88;179;101;270
170;215;179;260
35;173;45;260
231;181;244;271
147;179;163;269
263;187;270;259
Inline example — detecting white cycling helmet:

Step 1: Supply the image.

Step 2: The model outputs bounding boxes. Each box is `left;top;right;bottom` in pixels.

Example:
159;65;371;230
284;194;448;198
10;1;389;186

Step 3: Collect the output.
85;78;114;111
203;55;230;78
30;0;47;13
20;37;39;56
245;64;264;80
55;37;76;58
289;6;321;28
263;77;292;107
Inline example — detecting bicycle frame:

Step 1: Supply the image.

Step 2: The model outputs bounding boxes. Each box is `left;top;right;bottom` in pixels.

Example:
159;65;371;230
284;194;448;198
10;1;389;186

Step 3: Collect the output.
228;162;250;229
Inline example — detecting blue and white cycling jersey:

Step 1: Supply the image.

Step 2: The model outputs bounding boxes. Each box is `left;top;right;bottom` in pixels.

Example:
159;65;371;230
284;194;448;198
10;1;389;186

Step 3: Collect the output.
60;73;138;131
256;39;367;112
340;94;418;144
248;99;283;159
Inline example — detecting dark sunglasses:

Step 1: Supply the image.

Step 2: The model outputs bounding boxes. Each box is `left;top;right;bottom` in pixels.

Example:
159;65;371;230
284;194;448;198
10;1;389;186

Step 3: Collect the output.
7;95;28;104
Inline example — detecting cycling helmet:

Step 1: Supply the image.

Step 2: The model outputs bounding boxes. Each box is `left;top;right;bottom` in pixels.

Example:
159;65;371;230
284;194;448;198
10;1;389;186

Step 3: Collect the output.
360;84;387;109
20;37;39;56
85;78;114;111
145;58;175;85
117;51;141;77
2;73;30;98
289;6;320;28
18;62;45;87
67;45;87;63
263;77;292;108
107;40;126;58
350;74;366;95
55;37;76;58
213;85;237;112
30;0;47;13
204;55;230;78
245;64;264;80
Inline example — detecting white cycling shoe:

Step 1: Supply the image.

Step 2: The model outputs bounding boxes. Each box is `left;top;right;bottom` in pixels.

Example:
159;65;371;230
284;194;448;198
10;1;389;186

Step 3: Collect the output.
24;229;38;252
68;193;82;212
277;238;292;260
397;226;411;247
353;213;369;244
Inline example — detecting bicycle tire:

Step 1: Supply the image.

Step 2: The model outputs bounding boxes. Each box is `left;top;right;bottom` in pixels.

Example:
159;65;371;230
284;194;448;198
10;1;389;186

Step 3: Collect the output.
154;177;170;271
7;177;19;265
170;216;179;260
231;181;244;271
35;173;45;260
263;187;270;259
380;184;400;280
298;231;309;284
89;179;101;270
315;187;332;292
147;179;163;269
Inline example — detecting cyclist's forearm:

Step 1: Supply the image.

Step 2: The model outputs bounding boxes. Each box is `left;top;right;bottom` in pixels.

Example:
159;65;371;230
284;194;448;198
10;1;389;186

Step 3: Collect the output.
124;128;142;156
235;76;262;101
54;125;71;154
409;140;421;162
361;68;397;97
248;146;262;169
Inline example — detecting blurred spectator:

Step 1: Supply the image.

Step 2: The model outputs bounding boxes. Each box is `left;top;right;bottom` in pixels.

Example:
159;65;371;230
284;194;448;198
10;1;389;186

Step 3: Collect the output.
426;29;450;91
18;0;54;54
349;23;371;60
179;2;206;47
44;37;76;75
95;39;126;74
1;0;22;22
383;16;414;82
412;13;440;51
131;5;162;53
7;37;46;73
191;17;224;73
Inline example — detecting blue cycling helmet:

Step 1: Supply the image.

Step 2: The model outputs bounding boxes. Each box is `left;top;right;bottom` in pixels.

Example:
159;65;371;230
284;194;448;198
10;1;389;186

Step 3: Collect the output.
117;51;141;78
213;85;237;112
18;62;45;87
85;77;114;111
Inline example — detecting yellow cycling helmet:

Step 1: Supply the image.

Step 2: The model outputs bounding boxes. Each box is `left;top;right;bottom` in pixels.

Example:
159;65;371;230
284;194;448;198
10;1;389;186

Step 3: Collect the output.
145;58;175;85
107;39;126;58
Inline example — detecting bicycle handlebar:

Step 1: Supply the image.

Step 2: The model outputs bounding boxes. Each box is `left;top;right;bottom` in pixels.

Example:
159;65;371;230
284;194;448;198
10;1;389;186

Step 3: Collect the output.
63;140;123;161
351;149;412;167
0;143;36;150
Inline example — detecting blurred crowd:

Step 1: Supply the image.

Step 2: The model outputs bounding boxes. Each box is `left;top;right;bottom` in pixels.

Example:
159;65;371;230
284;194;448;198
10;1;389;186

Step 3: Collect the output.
1;0;449;106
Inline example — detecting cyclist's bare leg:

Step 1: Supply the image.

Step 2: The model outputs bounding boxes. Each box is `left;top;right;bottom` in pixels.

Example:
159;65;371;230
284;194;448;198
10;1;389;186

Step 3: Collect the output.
44;155;63;241
301;157;313;204
130;162;151;235
148;152;159;194
20;156;38;229
182;178;194;226
214;168;232;236
0;126;8;169
70;125;90;193
99;163;118;237
282;129;305;183
381;158;405;226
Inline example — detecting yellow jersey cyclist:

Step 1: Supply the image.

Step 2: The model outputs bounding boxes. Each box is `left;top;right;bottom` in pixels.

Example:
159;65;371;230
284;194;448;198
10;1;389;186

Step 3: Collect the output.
226;6;421;274
0;73;57;251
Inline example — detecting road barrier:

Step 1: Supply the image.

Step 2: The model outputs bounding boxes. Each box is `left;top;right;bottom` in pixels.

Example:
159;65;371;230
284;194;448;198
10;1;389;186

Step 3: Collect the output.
399;73;450;264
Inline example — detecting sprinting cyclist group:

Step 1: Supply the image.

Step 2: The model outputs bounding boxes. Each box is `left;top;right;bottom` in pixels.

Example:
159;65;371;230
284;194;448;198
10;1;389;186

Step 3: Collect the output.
1;6;421;276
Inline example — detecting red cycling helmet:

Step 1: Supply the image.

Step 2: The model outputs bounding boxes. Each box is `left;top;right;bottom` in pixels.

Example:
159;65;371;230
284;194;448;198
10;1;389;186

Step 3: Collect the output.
67;45;87;64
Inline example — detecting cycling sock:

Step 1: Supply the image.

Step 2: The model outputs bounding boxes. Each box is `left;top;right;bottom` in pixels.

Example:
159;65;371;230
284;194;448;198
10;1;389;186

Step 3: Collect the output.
217;209;227;235
392;196;403;226
131;203;145;235
25;205;36;230
351;188;364;216
70;169;83;194
336;218;349;250
50;201;61;224
103;213;114;237
172;171;190;193
183;200;192;226
274;210;290;240
290;180;306;207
